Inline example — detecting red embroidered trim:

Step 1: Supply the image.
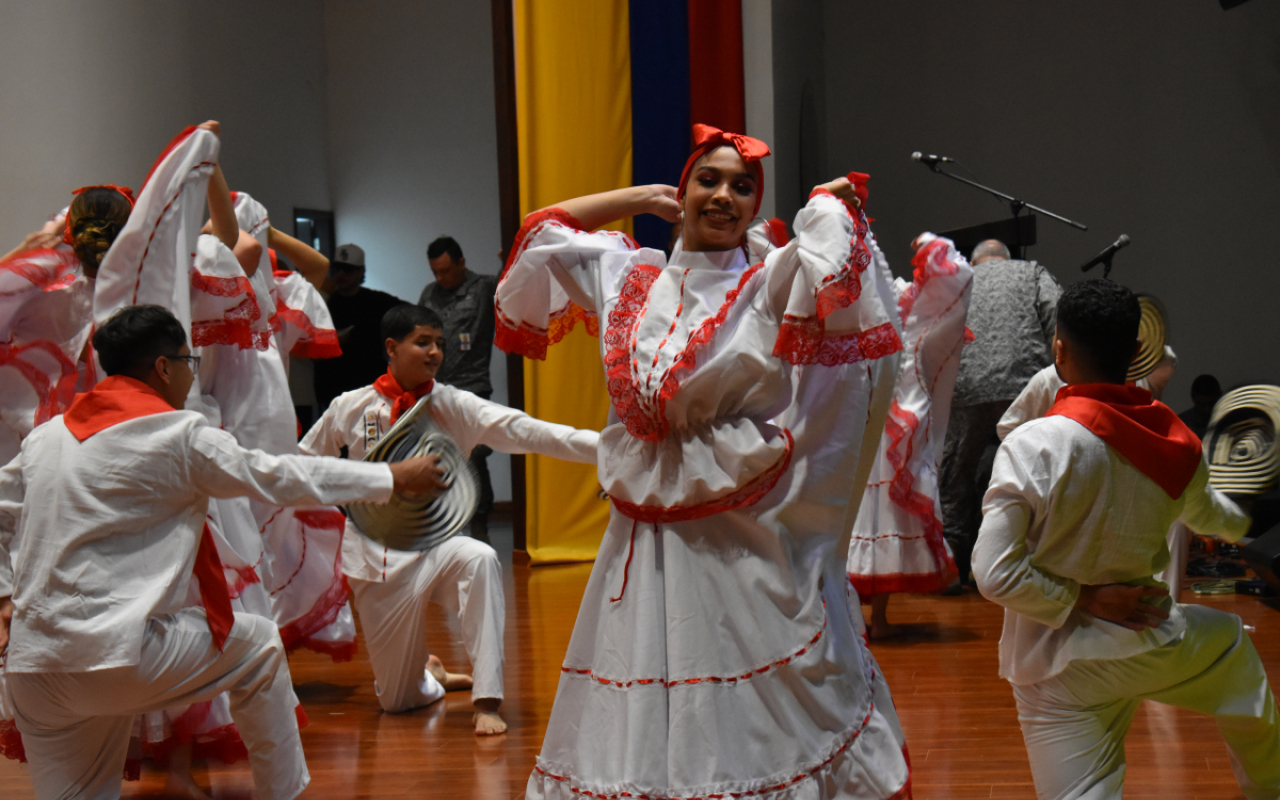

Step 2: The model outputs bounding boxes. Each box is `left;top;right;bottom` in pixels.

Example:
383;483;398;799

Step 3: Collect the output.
609;429;794;524
495;207;628;360
0;247;79;294
774;318;901;367
564;602;825;690
806;188;874;319
603;265;663;440
849;569;953;597
0;340;79;425
191;295;262;349
896;238;960;322
533;704;879;800
190;267;254;298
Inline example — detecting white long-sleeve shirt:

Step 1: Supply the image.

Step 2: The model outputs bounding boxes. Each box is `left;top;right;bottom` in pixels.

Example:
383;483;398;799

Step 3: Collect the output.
973;414;1248;685
299;382;598;582
0;412;393;673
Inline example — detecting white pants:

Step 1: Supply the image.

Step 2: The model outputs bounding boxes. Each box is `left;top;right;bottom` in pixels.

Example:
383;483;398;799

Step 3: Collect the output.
349;535;504;712
9;609;308;800
1013;605;1280;800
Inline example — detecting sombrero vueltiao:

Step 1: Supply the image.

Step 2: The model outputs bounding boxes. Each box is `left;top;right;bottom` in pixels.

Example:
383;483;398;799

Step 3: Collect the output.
1204;384;1280;496
346;395;479;551
1126;294;1168;383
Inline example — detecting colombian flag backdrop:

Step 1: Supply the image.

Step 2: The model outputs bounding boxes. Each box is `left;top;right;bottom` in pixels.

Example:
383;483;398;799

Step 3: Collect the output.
515;0;745;564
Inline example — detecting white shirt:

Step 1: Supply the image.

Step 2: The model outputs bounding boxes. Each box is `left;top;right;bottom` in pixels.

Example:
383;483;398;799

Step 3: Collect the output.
299;382;598;582
0;412;393;673
973;414;1249;685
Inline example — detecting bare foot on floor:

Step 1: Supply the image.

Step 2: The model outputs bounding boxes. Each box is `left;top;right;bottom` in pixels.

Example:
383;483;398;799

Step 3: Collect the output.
868;621;905;641
474;698;507;736
164;771;213;800
427;654;474;692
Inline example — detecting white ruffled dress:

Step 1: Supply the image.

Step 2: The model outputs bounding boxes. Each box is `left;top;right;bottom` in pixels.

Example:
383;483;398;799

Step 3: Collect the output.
846;235;973;598
496;189;913;800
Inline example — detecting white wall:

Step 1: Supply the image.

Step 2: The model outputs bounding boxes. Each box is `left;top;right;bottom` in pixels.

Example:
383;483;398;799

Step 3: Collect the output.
321;0;511;501
807;0;1280;407
0;0;331;246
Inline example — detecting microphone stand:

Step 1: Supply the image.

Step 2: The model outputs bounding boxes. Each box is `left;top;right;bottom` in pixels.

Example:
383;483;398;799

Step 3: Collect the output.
923;163;1089;242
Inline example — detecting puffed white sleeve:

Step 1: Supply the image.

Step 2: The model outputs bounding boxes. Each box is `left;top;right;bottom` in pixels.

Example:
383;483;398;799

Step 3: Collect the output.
763;187;904;366
189;424;393;507
0;454;22;597
494;207;639;360
973;436;1081;628
1179;461;1251;543
298;395;350;458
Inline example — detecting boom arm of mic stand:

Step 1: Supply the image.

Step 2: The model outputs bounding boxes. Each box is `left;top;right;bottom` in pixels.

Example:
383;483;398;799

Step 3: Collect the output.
926;164;1088;232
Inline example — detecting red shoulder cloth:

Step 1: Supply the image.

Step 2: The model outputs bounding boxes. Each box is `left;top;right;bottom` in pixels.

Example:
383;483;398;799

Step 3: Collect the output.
1046;383;1202;499
373;369;433;424
61;374;235;651
63;375;174;441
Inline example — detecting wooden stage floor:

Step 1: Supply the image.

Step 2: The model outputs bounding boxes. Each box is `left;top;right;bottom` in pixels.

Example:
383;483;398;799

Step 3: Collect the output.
2;522;1277;799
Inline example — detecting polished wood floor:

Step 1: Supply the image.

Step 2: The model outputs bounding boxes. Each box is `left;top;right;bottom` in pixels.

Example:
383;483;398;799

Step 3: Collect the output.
2;523;1276;799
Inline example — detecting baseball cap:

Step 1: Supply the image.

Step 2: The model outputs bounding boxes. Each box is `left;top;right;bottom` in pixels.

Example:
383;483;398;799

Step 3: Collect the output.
334;243;365;268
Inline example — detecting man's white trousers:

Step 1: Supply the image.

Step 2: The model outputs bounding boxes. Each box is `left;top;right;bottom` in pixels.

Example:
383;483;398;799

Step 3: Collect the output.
1013;604;1280;800
9;609;307;800
350;535;504;712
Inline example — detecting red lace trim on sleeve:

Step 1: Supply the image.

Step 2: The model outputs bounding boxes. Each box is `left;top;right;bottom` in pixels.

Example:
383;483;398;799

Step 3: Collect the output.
897;237;962;321
191;295;262;349
495;207;629;360
0;247;79;293
275;299;342;359
774;318;901;366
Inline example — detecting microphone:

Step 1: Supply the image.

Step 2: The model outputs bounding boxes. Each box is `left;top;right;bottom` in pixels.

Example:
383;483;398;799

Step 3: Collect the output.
911;151;954;166
1080;234;1131;272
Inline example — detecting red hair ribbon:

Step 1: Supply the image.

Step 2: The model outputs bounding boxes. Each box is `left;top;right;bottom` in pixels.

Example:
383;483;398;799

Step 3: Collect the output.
677;123;772;219
62;184;136;246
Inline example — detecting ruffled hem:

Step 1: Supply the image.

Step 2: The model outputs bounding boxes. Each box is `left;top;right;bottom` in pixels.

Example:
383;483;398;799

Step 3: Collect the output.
0;719;26;763
275;297;342;360
774;318;901;367
895;236;963;322
0;340;80;426
528;706;910;800
880;401;956;580
0;247;80;294
848;569;955;598
495;301;598;362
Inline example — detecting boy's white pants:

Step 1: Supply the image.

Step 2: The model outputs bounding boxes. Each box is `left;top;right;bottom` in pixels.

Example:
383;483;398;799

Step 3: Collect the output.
349;535;504;712
8;609;308;800
1013;604;1280;800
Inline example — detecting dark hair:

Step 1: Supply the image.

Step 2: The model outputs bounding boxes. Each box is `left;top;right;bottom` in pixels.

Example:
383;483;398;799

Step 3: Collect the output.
1191;374;1222;399
427;236;463;263
381;303;443;344
68;187;132;234
1055;279;1141;383
92;305;188;379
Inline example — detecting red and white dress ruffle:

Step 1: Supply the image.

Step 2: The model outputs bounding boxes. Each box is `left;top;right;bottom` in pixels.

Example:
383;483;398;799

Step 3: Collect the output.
497;189;913;800
845;235;972;598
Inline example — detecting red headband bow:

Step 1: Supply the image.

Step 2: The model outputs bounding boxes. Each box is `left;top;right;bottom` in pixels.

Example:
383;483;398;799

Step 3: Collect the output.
677;124;772;219
62;184;136;246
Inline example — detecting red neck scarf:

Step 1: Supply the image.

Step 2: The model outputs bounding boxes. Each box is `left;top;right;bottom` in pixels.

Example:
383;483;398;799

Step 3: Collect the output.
373;369;434;424
1047;383;1203;499
62;375;235;651
677;124;772;219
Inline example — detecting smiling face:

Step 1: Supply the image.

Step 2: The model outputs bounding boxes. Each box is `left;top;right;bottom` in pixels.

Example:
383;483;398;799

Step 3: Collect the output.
680;146;758;252
385;324;445;391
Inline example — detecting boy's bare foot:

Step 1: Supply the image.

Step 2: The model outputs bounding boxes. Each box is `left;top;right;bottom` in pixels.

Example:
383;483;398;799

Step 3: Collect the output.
163;761;212;800
473;698;507;736
426;654;474;691
868;621;905;641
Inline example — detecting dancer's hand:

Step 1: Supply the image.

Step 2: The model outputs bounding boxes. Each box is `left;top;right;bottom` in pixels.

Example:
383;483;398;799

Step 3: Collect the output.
0;596;13;655
389;454;448;500
647;185;682;223
816;177;861;209
1076;584;1170;631
2;229;62;261
197;120;221;137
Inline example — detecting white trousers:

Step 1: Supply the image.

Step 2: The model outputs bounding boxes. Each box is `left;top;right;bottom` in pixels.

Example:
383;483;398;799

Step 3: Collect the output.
349;535;504;712
9;609;308;800
1013;605;1280;800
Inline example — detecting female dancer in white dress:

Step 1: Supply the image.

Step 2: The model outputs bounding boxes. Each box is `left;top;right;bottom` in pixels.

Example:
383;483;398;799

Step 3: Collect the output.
847;234;973;639
497;125;914;800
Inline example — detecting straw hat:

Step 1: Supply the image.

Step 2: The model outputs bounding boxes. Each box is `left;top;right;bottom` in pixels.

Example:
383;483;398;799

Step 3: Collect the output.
346;396;479;551
1204;384;1280;496
1126;294;1168;383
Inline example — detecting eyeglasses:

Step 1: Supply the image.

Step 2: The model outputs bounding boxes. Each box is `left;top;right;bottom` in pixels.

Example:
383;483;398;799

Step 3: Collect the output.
168;354;202;371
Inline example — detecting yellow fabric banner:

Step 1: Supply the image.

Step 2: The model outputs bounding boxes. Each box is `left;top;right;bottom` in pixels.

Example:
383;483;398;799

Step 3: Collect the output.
514;0;631;564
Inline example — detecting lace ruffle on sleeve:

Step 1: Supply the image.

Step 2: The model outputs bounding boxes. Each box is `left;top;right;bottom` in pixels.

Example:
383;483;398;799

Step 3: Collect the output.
494;207;637;360
273;271;341;360
768;188;902;366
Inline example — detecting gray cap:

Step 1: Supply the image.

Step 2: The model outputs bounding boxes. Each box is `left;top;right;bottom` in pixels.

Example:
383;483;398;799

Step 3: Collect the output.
334;243;365;267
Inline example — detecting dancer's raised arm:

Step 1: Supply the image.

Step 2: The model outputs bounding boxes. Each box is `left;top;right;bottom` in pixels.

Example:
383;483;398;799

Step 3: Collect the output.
531;184;679;232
